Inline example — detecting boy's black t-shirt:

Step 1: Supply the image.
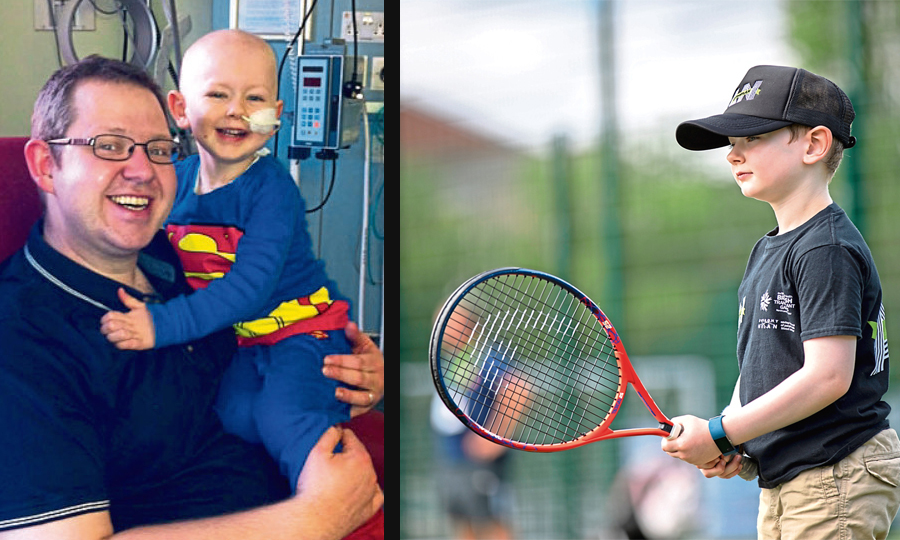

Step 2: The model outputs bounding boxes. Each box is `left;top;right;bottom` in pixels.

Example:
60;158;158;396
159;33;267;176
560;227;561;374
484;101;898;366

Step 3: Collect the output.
737;203;890;489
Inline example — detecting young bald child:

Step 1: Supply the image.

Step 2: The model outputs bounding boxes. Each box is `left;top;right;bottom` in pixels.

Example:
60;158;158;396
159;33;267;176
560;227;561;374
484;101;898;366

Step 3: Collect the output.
100;29;356;498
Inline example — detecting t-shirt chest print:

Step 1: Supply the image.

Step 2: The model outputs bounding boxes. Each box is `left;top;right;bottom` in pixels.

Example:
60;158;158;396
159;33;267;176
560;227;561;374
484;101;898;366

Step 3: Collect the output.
742;289;797;333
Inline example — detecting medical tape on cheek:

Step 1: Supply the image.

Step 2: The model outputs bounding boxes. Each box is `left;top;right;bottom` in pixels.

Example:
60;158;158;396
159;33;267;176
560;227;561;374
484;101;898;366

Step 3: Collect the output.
242;108;281;134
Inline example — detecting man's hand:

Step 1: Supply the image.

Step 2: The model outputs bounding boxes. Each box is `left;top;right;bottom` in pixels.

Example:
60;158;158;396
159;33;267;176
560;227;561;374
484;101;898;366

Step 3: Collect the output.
323;322;384;417
100;288;156;350
294;426;384;538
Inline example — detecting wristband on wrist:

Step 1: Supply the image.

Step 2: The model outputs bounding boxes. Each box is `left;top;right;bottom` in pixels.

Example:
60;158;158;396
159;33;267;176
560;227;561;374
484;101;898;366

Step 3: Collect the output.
709;415;738;456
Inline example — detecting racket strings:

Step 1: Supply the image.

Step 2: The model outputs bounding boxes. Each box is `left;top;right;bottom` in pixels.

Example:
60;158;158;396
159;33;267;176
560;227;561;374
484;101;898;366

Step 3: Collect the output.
438;273;622;446
460;279;615;444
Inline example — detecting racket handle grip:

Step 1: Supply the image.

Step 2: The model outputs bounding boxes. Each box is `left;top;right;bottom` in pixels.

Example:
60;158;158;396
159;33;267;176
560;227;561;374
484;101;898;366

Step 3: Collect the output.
665;422;683;440
739;455;759;481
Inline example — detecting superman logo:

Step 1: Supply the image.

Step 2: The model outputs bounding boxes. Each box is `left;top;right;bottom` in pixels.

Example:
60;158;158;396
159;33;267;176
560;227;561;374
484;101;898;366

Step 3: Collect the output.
166;224;243;290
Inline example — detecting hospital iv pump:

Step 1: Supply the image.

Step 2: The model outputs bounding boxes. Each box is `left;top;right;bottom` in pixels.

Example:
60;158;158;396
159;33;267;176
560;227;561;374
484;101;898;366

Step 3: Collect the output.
289;40;364;160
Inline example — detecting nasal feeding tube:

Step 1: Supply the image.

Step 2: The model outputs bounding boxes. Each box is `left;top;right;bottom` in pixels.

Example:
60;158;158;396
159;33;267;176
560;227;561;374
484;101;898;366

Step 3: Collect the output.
242;108;281;134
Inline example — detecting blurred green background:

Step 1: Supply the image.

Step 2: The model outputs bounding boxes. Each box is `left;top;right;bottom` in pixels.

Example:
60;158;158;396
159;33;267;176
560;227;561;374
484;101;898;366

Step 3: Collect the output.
401;1;900;538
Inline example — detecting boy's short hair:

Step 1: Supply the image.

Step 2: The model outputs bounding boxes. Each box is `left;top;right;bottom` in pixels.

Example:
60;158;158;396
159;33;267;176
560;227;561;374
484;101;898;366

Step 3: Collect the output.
675;65;856;153
787;124;845;176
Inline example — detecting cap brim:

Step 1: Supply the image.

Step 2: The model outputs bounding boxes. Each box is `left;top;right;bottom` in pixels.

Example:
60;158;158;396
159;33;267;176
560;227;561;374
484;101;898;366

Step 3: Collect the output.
676;113;793;151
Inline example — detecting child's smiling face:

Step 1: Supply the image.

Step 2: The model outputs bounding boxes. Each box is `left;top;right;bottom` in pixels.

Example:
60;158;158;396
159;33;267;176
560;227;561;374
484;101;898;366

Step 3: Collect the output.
170;30;283;170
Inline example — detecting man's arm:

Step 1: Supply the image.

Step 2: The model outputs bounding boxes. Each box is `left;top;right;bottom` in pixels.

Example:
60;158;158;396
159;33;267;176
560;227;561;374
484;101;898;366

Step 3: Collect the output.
0;427;383;540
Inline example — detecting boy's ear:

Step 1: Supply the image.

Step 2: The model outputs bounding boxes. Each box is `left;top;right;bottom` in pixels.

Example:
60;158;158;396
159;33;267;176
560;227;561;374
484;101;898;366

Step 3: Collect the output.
803;125;833;165
24;139;56;195
167;90;191;130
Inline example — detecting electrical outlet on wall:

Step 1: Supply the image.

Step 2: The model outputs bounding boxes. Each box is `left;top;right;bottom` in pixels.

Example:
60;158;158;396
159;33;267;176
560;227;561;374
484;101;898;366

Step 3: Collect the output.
371;57;384;92
341;11;384;42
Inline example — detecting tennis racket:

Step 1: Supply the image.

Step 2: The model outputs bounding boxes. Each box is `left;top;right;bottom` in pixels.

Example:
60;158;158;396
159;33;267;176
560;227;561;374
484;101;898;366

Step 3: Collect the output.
429;267;682;452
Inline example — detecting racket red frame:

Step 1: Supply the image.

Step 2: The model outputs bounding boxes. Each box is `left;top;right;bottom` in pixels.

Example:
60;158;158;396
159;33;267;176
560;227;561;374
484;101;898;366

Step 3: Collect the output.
431;267;678;453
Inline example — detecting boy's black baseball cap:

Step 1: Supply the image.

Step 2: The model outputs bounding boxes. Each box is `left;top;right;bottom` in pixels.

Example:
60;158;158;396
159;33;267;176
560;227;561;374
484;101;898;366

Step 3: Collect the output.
676;65;856;151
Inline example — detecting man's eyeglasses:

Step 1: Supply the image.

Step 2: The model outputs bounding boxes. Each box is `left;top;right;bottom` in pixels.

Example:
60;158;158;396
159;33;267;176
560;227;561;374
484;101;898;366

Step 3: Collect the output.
46;134;178;165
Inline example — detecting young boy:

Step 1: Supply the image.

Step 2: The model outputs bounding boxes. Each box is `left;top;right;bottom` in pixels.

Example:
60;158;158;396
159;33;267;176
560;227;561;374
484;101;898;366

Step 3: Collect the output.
100;29;365;502
660;65;900;538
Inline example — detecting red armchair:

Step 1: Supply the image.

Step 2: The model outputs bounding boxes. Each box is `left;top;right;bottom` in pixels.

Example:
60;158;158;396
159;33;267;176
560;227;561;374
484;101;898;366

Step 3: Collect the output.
0;137;42;262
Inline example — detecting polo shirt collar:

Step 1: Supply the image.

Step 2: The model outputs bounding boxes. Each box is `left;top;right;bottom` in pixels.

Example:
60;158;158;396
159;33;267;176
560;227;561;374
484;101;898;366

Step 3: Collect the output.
23;220;176;312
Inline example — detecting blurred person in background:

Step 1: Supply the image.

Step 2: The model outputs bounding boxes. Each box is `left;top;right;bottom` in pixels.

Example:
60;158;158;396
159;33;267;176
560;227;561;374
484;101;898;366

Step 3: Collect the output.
430;303;516;540
430;393;515;540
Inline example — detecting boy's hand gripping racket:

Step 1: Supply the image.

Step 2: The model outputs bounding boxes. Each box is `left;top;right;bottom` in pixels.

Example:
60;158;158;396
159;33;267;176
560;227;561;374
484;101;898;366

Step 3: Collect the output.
429;268;682;452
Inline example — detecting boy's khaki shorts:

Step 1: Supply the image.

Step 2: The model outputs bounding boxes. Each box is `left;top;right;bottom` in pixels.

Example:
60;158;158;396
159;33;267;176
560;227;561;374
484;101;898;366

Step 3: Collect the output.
758;428;900;540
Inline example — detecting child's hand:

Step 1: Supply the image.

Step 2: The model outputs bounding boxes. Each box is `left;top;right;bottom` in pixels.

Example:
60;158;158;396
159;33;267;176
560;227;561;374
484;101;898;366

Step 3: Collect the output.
100;288;156;350
698;453;745;480
661;415;723;468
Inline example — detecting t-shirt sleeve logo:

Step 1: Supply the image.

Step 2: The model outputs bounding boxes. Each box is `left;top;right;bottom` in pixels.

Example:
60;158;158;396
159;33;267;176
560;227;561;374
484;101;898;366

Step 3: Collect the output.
869;303;889;376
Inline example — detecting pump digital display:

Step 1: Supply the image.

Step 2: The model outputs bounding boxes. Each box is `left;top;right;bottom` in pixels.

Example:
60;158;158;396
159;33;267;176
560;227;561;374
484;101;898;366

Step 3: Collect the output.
304;77;322;87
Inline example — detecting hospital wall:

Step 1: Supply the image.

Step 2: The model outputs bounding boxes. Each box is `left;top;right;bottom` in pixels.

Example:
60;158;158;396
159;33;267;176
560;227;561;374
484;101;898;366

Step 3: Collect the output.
0;0;385;342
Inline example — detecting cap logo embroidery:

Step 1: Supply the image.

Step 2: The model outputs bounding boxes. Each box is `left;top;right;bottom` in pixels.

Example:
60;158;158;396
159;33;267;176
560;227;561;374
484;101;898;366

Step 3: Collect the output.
729;80;763;107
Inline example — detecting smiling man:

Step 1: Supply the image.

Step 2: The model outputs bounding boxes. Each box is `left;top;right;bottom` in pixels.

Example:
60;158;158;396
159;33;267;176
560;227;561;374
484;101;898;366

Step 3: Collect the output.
32;79;177;288
0;55;383;539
